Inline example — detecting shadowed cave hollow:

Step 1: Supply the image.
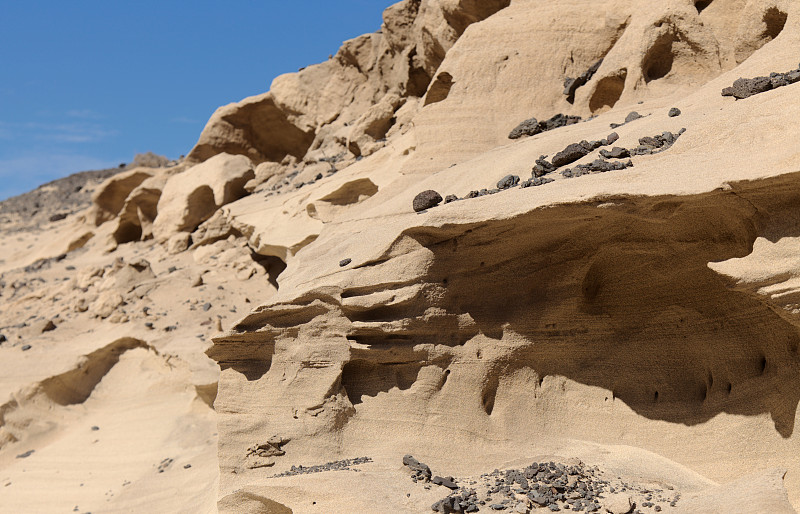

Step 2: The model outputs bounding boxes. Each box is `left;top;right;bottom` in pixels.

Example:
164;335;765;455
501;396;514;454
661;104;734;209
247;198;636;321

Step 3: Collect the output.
391;172;800;437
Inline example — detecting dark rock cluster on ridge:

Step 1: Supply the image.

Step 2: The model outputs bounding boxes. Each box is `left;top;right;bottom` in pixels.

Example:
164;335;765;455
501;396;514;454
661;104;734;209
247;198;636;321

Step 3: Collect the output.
722;64;800;99
508;113;582;140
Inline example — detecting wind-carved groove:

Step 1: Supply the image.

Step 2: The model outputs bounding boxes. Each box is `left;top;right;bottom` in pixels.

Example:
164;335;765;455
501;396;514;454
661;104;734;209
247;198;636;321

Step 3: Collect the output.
40;338;151;405
396;171;800;437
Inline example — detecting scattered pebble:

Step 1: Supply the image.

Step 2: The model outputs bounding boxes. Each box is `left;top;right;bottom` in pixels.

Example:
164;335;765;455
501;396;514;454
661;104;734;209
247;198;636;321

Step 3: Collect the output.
668;107;681;117
21;344;31;351
339;258;352;267
16;450;34;459
610;111;644;129
271;456;372;477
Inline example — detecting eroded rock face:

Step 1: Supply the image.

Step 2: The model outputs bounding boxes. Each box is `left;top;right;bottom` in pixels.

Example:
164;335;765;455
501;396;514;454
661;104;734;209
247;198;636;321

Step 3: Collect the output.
208;173;800;487
186;0;511;166
152;153;254;243
90;168;155;226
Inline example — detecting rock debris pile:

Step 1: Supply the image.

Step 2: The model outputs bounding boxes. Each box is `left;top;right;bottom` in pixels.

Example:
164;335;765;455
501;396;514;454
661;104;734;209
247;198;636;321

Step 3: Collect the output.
405;456;683;513
722;64;800;99
270;457;372;478
414;122;689;211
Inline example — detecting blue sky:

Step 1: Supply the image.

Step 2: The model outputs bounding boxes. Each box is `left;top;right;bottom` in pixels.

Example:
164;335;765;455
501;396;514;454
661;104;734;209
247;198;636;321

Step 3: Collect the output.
0;1;390;200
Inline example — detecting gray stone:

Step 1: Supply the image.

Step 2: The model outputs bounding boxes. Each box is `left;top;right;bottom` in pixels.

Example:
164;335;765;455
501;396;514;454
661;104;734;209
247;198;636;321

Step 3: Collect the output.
497;175;520;190
444;194;459;204
722;76;773;99
339;258;352;267
625;111;643;123
509;114;582;139
551;142;592;167
433;475;459;490
600;147;630;159
413;190;443;212
668;107;681;117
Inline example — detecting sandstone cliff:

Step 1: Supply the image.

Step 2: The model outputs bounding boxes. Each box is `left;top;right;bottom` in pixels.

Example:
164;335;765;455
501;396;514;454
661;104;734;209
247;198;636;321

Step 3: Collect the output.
2;0;800;513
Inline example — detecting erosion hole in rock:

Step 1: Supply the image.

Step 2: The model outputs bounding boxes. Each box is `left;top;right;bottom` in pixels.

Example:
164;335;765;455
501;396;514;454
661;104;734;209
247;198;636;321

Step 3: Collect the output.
762;7;787;41
424;72;454;106
113;220;142;244
482;385;497;415
589;71;626;113
440;369;451;388
695;0;713;13
643;31;676;82
214;339;275;382
341;359;423;405
760;356;768;375
406;48;433;98
251;254;286;290
654;390;660;402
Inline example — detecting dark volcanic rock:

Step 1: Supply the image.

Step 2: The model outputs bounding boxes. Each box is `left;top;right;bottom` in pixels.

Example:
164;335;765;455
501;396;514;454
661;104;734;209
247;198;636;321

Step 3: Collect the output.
433;475;459;490
404;454;433;482
444;194;458;204
508;117;540;139
625;111;643;123
532;155;556;177
607;132;619;144
551;141;598;167
600;147;630;159
508;113;582;139
668;107;681;117
562;159;633;178
564;59;603;103
610;111;644;129
720;65;800;100
339;258;352;267
496;175;520;190
520;177;554;188
413;190;443;212
722;76;774;99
